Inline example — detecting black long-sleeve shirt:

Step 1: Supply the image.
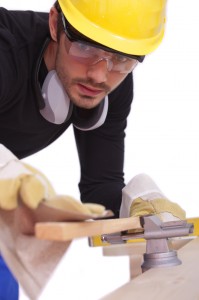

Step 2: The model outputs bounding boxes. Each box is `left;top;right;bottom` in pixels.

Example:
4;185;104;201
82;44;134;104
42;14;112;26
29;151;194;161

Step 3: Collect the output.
0;8;134;216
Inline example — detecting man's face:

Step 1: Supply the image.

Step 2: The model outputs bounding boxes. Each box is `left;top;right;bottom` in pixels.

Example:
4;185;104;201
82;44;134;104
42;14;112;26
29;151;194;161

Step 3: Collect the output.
54;33;128;109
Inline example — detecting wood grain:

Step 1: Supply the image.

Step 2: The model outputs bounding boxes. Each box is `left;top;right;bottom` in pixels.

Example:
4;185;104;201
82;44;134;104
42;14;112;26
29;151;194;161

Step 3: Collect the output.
102;237;199;300
35;216;141;241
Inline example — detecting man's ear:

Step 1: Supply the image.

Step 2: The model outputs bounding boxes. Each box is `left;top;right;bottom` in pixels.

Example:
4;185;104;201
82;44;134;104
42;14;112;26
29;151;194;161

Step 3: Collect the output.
49;7;58;42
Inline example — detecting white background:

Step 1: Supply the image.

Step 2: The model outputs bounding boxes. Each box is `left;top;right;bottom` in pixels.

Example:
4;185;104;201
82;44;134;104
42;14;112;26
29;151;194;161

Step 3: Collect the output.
1;0;199;299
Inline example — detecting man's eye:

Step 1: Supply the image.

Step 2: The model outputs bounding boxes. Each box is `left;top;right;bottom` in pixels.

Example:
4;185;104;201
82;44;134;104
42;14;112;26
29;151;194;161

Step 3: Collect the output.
113;54;128;63
76;42;92;52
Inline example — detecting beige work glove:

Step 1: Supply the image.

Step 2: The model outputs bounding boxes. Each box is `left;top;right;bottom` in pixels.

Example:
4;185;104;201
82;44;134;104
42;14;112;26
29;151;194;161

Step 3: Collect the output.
0;144;56;209
0;144;106;299
120;174;186;222
0;144;105;216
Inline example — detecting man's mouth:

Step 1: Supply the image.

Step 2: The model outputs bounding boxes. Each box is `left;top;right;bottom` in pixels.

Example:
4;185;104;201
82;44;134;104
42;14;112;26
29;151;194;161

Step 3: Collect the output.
77;83;104;97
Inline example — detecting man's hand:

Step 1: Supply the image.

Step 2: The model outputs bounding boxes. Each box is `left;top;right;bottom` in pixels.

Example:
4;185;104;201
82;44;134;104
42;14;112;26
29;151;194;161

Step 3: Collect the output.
44;195;106;215
0;144;106;215
120;173;186;222
0;144;55;209
0;145;108;299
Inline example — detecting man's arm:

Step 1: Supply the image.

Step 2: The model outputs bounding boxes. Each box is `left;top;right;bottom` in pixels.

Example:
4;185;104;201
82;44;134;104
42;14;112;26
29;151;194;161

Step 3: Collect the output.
74;73;134;217
0;8;19;110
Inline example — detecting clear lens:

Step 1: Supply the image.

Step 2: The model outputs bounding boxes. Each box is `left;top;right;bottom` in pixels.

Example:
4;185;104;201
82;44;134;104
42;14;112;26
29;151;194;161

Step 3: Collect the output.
66;40;138;73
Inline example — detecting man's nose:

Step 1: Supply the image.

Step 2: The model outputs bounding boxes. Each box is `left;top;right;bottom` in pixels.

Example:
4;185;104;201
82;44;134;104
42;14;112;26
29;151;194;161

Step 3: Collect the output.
86;58;109;83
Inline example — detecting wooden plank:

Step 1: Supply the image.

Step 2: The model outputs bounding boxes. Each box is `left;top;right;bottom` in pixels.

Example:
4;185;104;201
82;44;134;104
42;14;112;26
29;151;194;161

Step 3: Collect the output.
35;216;141;241
102;237;199;300
102;238;192;280
35;216;198;242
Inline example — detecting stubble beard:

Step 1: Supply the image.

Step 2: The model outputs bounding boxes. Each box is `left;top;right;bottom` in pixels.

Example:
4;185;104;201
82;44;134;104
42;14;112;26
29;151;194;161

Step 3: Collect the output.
55;53;111;109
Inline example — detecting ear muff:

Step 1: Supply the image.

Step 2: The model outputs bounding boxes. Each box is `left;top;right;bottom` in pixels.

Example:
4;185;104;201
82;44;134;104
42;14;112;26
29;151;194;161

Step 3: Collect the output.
40;70;73;124
40;70;108;130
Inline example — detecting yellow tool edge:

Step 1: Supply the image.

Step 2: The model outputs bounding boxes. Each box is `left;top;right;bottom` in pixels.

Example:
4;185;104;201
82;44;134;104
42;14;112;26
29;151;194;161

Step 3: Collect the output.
89;217;199;247
187;217;199;236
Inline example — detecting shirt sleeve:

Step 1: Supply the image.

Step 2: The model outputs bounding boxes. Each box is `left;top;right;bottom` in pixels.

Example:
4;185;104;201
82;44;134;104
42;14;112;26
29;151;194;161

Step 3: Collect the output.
0;9;19;109
73;73;134;217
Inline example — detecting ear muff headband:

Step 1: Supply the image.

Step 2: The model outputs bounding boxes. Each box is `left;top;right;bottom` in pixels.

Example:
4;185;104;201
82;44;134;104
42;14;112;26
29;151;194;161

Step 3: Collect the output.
73;96;108;131
40;70;108;130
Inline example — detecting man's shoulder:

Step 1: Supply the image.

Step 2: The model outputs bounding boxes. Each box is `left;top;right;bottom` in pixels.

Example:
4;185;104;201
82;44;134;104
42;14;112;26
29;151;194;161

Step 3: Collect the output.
0;7;49;23
0;8;49;45
0;8;50;107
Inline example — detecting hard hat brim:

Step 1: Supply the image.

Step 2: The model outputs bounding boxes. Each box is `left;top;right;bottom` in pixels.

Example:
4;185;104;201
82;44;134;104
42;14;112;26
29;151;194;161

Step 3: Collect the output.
59;0;165;56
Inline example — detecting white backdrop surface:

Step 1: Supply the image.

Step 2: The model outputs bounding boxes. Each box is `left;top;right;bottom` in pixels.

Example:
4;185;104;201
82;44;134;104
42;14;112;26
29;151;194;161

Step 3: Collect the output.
1;0;199;299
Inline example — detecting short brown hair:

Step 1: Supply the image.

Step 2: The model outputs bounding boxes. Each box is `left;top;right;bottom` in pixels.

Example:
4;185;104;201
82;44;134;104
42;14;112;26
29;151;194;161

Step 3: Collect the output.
54;1;61;12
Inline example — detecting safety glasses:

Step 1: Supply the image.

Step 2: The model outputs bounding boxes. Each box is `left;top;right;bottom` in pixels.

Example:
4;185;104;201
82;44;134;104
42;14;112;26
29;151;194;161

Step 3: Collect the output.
61;13;140;74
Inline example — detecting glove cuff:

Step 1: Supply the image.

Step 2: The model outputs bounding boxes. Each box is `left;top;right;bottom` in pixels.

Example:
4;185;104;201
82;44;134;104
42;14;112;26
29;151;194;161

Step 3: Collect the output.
0;144;18;168
120;174;164;218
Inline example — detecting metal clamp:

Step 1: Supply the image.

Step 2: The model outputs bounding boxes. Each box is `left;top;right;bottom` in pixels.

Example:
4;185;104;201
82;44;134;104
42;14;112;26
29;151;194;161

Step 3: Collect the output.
101;215;193;271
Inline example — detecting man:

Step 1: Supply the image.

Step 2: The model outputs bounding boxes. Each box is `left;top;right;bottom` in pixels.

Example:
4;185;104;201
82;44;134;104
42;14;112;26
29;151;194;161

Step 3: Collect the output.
0;1;185;299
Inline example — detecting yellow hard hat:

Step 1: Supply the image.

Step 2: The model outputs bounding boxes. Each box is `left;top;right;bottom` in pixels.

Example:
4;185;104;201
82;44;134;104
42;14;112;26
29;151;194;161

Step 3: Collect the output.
58;0;167;56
